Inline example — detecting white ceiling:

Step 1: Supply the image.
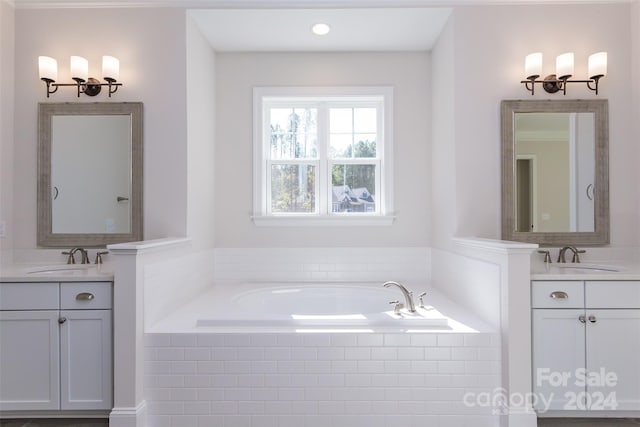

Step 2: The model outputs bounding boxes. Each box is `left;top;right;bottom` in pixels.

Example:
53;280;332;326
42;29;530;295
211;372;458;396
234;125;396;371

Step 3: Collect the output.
188;8;452;52
9;0;629;52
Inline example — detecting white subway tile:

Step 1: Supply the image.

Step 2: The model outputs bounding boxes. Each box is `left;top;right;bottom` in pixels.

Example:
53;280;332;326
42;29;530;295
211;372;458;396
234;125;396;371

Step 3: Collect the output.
317;347;345;361
264;348;291;361
330;360;358;374
466;361;501;374
371;374;399;387
146;415;171;427
384;360;412;373
250;334;279;347
238;348;265;361
305;388;332;401
224;335;252;347
398;347;424;361
222;415;251;427
249;389;279;402
384;334;411;346
290;401;318;414
212;348;238;361
196;388;224;401
302;334;331;347
369;400;398;414
211;374;238;387
330;334;358;347
344;374;372;387
196;334;225;347
290;347;317;360
437;334;465;347
171;361;197;375
277;360;306;374
238;401;264;415
146;334;171;347
424;347;451;361
437;361;466;374
223;361;252;374
210;401;238;414
250;360;278;373
371;347;397;360
357;334;384;347
290;374;318;387
264;400;292;415
345;347;371;360
264;374;291;387
318;400;345;414
277;415;307;427
278;388;306;401
410;334;437;347
303;415;333;427
224;388;252;401
477;347;501;361
238;374;265;387
344;401;372;414
157;348;185;361
148;401;184;415
197;415;225;427
451;347;477;361
411;361;438;374
184;348;210;361
170;334;197;348
155;375;185;389
170;415;198;427
170;388;197;401
184;375;211;387
146;388;172;401
305;360;332;374
317;374;344;387
146;361;172;375
196;361;224;374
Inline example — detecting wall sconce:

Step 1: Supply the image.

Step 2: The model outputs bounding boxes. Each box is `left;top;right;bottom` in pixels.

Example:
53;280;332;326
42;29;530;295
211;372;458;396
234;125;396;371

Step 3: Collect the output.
38;55;122;98
521;51;607;95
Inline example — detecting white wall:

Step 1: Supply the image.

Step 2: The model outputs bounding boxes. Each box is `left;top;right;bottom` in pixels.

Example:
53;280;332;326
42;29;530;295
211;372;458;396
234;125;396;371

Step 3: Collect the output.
632;0;640;247
186;14;217;250
12;7;189;249
0;1;14;256
432;4;636;249
214;52;431;247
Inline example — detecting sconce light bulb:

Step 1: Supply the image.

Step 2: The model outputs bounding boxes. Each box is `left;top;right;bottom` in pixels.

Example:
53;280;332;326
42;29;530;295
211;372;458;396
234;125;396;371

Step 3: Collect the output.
556;52;574;80
588;52;607;79
525;52;542;80
38;56;58;82
70;56;89;82
102;56;120;82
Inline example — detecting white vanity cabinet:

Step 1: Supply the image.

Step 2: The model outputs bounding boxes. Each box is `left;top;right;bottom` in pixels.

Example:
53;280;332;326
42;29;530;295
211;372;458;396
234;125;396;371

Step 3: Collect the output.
532;280;640;413
0;281;113;413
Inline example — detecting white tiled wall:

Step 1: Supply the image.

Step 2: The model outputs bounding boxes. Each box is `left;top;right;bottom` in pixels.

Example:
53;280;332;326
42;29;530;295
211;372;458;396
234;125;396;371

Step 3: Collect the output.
212;247;431;284
145;331;501;427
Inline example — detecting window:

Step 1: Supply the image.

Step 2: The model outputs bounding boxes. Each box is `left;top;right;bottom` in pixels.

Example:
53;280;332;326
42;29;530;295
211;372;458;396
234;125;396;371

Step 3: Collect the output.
253;87;394;226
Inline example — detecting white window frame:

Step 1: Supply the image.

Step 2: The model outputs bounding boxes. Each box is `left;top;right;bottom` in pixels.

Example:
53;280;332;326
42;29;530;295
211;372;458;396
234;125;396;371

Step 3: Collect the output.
253;86;395;227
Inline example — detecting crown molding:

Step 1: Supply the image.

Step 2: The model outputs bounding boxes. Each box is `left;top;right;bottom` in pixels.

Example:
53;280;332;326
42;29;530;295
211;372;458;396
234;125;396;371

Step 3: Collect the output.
8;0;633;9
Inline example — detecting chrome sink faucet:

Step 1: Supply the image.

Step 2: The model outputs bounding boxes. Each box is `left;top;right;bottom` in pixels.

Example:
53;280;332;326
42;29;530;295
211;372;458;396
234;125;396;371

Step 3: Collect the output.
383;281;416;313
62;247;90;264
557;246;586;263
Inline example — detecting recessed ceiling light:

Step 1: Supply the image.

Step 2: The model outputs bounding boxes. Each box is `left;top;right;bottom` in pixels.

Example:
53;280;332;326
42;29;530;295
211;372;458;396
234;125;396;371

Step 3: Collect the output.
311;23;331;36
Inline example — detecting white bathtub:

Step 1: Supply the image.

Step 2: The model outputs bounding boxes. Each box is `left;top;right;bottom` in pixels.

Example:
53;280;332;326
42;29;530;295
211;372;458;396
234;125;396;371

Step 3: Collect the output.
148;282;492;333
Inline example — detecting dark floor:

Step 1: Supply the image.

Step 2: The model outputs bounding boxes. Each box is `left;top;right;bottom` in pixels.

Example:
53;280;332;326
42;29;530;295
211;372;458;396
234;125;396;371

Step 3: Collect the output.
538;419;640;426
0;420;108;427
1;417;640;426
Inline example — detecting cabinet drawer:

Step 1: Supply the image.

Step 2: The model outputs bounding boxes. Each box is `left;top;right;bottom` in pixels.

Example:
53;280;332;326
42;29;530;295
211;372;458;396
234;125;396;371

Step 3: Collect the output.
586;281;640;308
60;282;112;310
532;281;584;308
0;283;59;310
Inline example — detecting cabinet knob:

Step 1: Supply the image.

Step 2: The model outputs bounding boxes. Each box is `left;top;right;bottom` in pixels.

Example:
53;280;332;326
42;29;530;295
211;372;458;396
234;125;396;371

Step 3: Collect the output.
578;314;586;323
550;291;569;299
58;317;67;324
76;292;95;301
588;315;597;323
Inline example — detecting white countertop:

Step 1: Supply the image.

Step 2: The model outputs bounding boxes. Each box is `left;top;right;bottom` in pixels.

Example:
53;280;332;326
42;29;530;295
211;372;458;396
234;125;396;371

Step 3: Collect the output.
531;261;640;281
0;263;114;282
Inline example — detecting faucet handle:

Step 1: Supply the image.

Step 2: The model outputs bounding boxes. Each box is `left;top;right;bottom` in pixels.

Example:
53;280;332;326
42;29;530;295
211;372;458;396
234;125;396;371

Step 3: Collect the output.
538;250;552;264
389;300;404;316
572;249;586;263
418;292;427;308
95;251;109;265
61;250;76;264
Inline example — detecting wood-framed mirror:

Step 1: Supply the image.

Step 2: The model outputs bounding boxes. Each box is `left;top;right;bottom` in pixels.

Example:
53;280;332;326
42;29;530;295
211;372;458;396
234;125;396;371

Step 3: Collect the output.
501;99;609;246
37;102;143;247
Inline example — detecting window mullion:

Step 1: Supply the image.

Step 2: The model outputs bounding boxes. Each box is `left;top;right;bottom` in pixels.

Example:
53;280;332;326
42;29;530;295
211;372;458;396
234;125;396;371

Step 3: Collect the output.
317;104;329;215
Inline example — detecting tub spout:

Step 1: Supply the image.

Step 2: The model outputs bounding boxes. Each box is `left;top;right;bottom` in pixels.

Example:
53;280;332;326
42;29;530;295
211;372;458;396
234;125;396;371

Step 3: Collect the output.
383;281;416;313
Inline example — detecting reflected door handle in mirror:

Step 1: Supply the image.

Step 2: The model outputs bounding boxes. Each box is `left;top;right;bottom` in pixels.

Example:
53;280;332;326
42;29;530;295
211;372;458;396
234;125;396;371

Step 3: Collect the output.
586;184;594;201
116;196;129;202
53;186;59;200
550;291;569;299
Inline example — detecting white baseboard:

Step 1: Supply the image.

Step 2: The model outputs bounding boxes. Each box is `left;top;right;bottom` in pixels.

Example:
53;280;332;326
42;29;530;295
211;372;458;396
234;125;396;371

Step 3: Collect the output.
109;401;147;427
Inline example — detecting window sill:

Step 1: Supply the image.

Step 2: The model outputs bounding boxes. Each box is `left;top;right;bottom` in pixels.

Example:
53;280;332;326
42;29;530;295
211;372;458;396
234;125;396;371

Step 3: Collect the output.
252;215;396;227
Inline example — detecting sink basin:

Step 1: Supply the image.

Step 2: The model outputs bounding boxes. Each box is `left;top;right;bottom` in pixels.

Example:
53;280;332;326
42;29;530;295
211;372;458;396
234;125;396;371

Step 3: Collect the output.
26;265;92;275
553;263;624;273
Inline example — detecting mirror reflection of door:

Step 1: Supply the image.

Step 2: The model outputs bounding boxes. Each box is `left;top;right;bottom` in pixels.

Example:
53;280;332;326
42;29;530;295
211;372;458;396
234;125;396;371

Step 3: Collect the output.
51;115;132;234
514;112;595;233
516;156;536;232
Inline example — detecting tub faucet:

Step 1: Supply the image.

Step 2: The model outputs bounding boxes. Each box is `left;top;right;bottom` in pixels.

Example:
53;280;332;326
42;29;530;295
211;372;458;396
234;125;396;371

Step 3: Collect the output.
383;281;416;313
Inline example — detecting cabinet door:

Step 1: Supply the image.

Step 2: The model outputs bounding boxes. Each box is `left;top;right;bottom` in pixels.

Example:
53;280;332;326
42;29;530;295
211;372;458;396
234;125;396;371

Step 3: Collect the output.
59;309;112;410
0;310;60;411
532;309;586;411
586;309;640;411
